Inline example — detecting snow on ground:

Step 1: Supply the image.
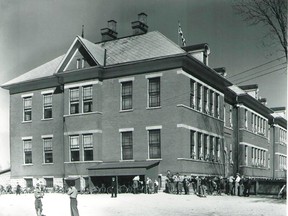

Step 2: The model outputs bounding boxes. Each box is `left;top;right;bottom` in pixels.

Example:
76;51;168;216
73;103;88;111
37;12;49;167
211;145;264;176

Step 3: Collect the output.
0;192;286;216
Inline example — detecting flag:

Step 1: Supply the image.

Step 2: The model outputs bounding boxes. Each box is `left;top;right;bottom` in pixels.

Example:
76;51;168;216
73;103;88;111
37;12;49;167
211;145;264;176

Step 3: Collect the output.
178;22;186;46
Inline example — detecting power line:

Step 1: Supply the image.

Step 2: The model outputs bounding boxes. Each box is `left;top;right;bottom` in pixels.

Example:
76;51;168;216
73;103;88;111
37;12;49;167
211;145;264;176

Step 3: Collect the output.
227;56;286;79
230;62;287;83
235;66;286;85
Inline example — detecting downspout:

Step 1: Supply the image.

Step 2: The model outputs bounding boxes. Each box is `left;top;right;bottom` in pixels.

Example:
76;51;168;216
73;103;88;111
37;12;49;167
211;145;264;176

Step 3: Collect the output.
235;96;240;175
272;120;275;180
55;74;66;182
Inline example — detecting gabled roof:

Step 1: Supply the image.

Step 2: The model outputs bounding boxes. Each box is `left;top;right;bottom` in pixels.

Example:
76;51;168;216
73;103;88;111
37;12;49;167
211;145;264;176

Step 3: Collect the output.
2;31;185;88
56;36;105;72
98;31;185;65
2;55;64;87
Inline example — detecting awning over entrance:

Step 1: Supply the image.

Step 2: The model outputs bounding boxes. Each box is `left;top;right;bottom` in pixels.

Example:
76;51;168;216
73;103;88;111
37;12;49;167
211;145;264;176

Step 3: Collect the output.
87;160;160;177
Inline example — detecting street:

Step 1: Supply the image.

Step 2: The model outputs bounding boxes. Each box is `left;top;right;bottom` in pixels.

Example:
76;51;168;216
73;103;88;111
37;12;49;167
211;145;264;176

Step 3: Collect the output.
0;192;286;216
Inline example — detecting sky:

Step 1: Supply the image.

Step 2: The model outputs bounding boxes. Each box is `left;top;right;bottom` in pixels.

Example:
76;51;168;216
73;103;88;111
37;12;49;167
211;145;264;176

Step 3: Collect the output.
0;0;286;170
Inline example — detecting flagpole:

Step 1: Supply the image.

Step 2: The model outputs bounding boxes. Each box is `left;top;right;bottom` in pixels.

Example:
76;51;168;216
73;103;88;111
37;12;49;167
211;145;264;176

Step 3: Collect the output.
177;21;180;46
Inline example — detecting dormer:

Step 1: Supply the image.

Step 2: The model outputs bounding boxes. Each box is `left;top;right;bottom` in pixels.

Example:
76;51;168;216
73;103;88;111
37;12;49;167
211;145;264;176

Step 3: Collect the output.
182;43;210;66
56;36;105;73
239;84;259;99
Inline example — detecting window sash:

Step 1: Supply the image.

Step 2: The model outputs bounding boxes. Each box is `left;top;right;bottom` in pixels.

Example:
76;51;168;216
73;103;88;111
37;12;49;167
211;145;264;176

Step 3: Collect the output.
149;130;161;159
197;84;201;111
122;132;133;160
24;140;32;151
70;88;79;102
43;138;53;151
122;81;133;110
23;97;32;121
44;152;53;163
83;86;92;100
190;131;195;158
83;134;93;148
43;94;52;106
24;97;32;109
84;149;93;161
70;103;79;114
70;136;80;149
148;78;160;107
190;80;195;108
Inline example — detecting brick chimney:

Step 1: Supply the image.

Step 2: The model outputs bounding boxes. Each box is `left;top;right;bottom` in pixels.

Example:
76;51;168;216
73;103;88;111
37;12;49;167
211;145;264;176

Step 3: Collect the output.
101;20;118;42
131;12;148;35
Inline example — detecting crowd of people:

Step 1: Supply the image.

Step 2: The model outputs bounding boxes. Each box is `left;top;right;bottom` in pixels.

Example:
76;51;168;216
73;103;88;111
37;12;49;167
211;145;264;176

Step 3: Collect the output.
165;170;253;197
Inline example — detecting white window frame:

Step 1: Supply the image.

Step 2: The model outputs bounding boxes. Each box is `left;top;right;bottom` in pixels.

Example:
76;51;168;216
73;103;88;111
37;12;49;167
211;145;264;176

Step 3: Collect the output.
43;136;53;164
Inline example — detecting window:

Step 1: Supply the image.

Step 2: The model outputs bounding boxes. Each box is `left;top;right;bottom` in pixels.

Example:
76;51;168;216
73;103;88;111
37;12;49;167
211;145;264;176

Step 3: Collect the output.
251;113;254;132
76;58;81;69
44;178;54;188
230;143;233;164
81;58;85;68
203;87;208;113
70;88;79;114
43;94;52;119
204;134;208;160
215;94;219;118
245;145;248;165
196;84;202;111
229;105;233;127
210;136;214;160
25;178;33;188
190;80;195;108
148;77;160;108
251;147;254;164
258;149;261;165
23;97;32;121
216;138;220;160
43;138;53;163
209;90;214;116
190;131;195;158
121;81;133;110
23;139;32;164
245;109;248;129
148;129;161;159
121;131;133;160
197;132;202;159
70;136;80;161
83;134;93;161
83;86;93;113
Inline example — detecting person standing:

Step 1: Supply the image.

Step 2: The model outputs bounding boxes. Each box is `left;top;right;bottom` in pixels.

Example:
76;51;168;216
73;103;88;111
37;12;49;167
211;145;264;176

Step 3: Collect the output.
175;173;181;195
228;175;234;195
16;182;21;195
183;175;190;195
111;177;117;198
132;178;139;194
34;183;44;216
235;173;241;196
239;175;244;196
165;170;172;193
243;177;252;197
67;183;80;216
154;179;159;193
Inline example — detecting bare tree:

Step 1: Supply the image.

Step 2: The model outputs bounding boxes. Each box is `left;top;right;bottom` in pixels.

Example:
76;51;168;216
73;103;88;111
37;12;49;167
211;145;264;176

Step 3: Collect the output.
233;0;287;58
